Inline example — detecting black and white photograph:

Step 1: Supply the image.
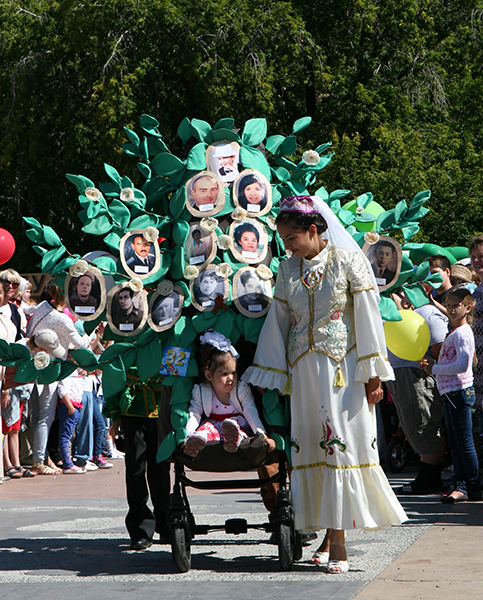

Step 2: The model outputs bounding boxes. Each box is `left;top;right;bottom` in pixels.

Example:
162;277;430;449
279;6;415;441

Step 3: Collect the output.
107;283;148;336
228;219;268;264
362;235;402;290
120;229;160;279
233;169;272;216
184;224;216;268
206;141;242;184
148;287;183;332
185;172;225;217
65;265;105;321
233;267;272;318
190;266;228;311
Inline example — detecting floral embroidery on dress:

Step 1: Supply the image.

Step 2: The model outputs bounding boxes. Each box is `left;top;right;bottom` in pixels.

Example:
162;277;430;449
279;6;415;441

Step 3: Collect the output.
371;436;377;450
319;417;347;454
303;264;325;288
291;438;300;453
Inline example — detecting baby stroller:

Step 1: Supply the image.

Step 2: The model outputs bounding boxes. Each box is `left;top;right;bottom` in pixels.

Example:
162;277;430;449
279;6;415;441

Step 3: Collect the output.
168;433;302;572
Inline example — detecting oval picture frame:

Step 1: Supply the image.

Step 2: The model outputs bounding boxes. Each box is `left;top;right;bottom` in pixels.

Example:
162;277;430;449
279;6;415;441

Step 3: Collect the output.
233;266;272;318
120;229;161;280
362;235;402;291
233;169;272;217
228;218;268;265
148;285;184;332
185;171;225;218
184;223;217;269
190;264;229;312
205;141;242;186
107;283;148;337
65;265;106;322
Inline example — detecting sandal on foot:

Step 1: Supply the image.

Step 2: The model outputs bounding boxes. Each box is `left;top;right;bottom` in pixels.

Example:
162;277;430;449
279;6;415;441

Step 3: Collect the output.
327;559;349;573
15;466;36;478
311;550;329;566
5;466;22;479
222;419;242;453
183;434;207;458
441;491;468;504
31;462;62;475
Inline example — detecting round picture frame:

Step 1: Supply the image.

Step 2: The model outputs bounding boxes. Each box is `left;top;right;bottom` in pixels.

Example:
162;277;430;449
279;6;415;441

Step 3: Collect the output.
228;218;268;265
233;266;272;318
184;223;217;269
185;171;225;218
205;141;242;185
147;285;184;332
233;169;272;217
65;265;106;322
120;229;161;280
362;235;402;291
190;264;229;312
107;283;148;337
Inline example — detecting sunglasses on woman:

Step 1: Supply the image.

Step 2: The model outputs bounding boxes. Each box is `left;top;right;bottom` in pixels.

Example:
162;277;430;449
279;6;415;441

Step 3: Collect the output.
0;279;19;290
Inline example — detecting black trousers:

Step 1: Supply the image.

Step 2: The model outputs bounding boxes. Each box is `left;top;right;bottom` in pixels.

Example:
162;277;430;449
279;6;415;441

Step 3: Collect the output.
121;415;171;541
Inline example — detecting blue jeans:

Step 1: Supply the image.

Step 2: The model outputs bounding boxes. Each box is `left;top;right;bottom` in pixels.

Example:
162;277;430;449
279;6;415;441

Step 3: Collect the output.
92;391;107;457
73;391;94;465
444;388;480;495
58;403;81;469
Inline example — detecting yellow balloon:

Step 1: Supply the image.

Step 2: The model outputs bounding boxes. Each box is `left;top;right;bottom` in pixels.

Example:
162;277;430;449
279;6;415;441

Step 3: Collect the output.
384;310;431;361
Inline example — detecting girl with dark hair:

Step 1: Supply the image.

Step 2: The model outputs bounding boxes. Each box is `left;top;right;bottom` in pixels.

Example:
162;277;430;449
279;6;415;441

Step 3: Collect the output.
244;195;406;573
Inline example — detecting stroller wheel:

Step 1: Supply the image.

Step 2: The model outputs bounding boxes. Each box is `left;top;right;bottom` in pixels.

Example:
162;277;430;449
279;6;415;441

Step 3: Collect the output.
385;438;408;473
278;523;294;571
172;526;191;573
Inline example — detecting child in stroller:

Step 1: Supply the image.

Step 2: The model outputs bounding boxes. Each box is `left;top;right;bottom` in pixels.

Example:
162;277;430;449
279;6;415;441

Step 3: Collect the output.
183;331;276;457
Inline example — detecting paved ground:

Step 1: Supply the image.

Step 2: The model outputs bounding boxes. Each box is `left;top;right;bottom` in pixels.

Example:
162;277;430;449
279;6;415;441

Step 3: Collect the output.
1;463;482;599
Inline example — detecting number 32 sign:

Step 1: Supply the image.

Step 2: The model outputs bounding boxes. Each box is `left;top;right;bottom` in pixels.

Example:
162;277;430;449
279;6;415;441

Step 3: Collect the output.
159;346;191;377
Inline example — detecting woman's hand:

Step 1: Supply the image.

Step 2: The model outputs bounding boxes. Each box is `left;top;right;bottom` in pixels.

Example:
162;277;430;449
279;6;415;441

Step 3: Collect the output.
419;357;434;374
365;377;383;404
255;386;266;396
263;434;276;452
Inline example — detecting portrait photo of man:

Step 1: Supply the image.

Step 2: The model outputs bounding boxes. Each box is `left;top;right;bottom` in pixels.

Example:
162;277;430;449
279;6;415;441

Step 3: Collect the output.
185;227;214;266
186;173;222;215
111;287;144;333
236;268;271;314
125;234;156;275
151;292;180;328
369;239;398;286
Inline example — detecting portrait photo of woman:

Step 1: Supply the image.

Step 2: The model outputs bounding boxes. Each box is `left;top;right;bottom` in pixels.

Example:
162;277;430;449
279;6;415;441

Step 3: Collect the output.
234;170;272;216
229;219;268;264
65;266;105;321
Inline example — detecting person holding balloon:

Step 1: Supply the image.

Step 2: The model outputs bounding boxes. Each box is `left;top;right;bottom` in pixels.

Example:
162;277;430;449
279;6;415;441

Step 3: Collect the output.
420;286;481;503
385;288;448;495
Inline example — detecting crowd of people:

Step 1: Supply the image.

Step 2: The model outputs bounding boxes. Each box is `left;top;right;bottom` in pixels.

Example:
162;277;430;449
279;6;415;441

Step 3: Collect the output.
2;210;483;570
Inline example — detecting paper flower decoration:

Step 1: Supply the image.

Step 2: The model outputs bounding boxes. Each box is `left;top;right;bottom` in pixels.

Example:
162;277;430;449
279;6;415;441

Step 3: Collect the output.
143;226;159;243
302;150;320;166
34;351;51;370
120;187;135;202
256;265;273;281
231;207;248;221
85;187;102;202
356;206;364;214
69;259;89;277
157;280;174;296
215;263;233;278
184;265;200;280
128;277;144;292
266;215;277;231
217;235;233;250
364;232;380;245
200;217;218;232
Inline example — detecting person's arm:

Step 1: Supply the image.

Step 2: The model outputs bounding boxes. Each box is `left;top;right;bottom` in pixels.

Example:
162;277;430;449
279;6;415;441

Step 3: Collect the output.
432;331;473;376
60;392;76;416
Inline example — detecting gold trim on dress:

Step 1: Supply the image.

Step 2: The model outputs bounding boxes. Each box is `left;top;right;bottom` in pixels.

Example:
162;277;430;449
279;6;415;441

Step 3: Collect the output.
273;295;287;304
351;285;374;295
252;363;288;375
288;345;356;369
357;352;384;362
292;460;380;471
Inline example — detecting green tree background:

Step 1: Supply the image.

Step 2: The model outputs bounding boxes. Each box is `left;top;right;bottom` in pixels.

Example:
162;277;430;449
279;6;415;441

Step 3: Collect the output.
2;0;483;272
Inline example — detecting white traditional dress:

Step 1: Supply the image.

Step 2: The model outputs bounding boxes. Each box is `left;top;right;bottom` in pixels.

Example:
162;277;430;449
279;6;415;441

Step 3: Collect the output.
243;241;407;532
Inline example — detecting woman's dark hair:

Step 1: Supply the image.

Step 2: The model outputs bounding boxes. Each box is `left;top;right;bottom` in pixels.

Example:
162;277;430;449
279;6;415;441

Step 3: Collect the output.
233;222;260;246
198;339;237;377
237;174;266;210
275;211;328;235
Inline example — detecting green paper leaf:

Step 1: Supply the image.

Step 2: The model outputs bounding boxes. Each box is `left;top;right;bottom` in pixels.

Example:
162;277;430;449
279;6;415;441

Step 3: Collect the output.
411;260;430;283
137;162;152;180
394;199;408;223
82;215;113;235
59;361;78;380
177;117;192;144
376;209;396;232
265;135;285;155
70;348;99;370
109;199;131;230
186;142;208;171
239;146;270;181
211;129;241;142
273;167;290;182
410;190;431;209
172;220;190;246
101;357;127;397
190;118;212;142
137;336;163;382
140;113;161;136
151;152;185;177
404;283;430;308
122;142;140;157
50;255;81;275
65;173;95;193
378;296;403;321
338;209;356;226
214;118;235;131
14;360;40;383
402;224;420;241
241;118;267;146
277;136;297;157
123;126;140;146
329;189;351;201
36;361;62;385
41;245;66;272
292;116;312;134
42;226;62;247
157;431;176;462
104;163;122;186
103;231;122;251
355;193;373;209
10;343;31;360
315;142;333;155
173;316;197;346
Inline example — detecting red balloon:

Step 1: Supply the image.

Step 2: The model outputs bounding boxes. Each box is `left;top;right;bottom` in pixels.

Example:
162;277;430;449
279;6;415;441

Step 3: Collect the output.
0;228;16;265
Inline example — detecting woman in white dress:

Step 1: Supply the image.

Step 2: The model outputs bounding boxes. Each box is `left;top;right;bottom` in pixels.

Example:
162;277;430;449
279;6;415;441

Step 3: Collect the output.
243;195;406;573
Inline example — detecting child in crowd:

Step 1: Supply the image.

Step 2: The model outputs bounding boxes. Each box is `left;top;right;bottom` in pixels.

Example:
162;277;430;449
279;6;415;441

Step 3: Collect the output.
57;367;87;474
421;286;481;503
183;331;275;457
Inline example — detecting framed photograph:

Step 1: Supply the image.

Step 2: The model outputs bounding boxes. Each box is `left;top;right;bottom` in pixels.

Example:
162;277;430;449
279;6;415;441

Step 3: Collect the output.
120;229;160;279
362;235;402;291
233;267;272;318
185;171;225;218
228;219;268;264
205;141;242;185
65;265;105;321
233;169;272;217
107;283;148;336
190;265;229;311
148;286;183;332
184;223;217;268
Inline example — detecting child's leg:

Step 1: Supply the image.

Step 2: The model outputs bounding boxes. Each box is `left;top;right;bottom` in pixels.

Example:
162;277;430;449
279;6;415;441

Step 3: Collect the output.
184;422;220;457
221;418;246;453
58;403;81;470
